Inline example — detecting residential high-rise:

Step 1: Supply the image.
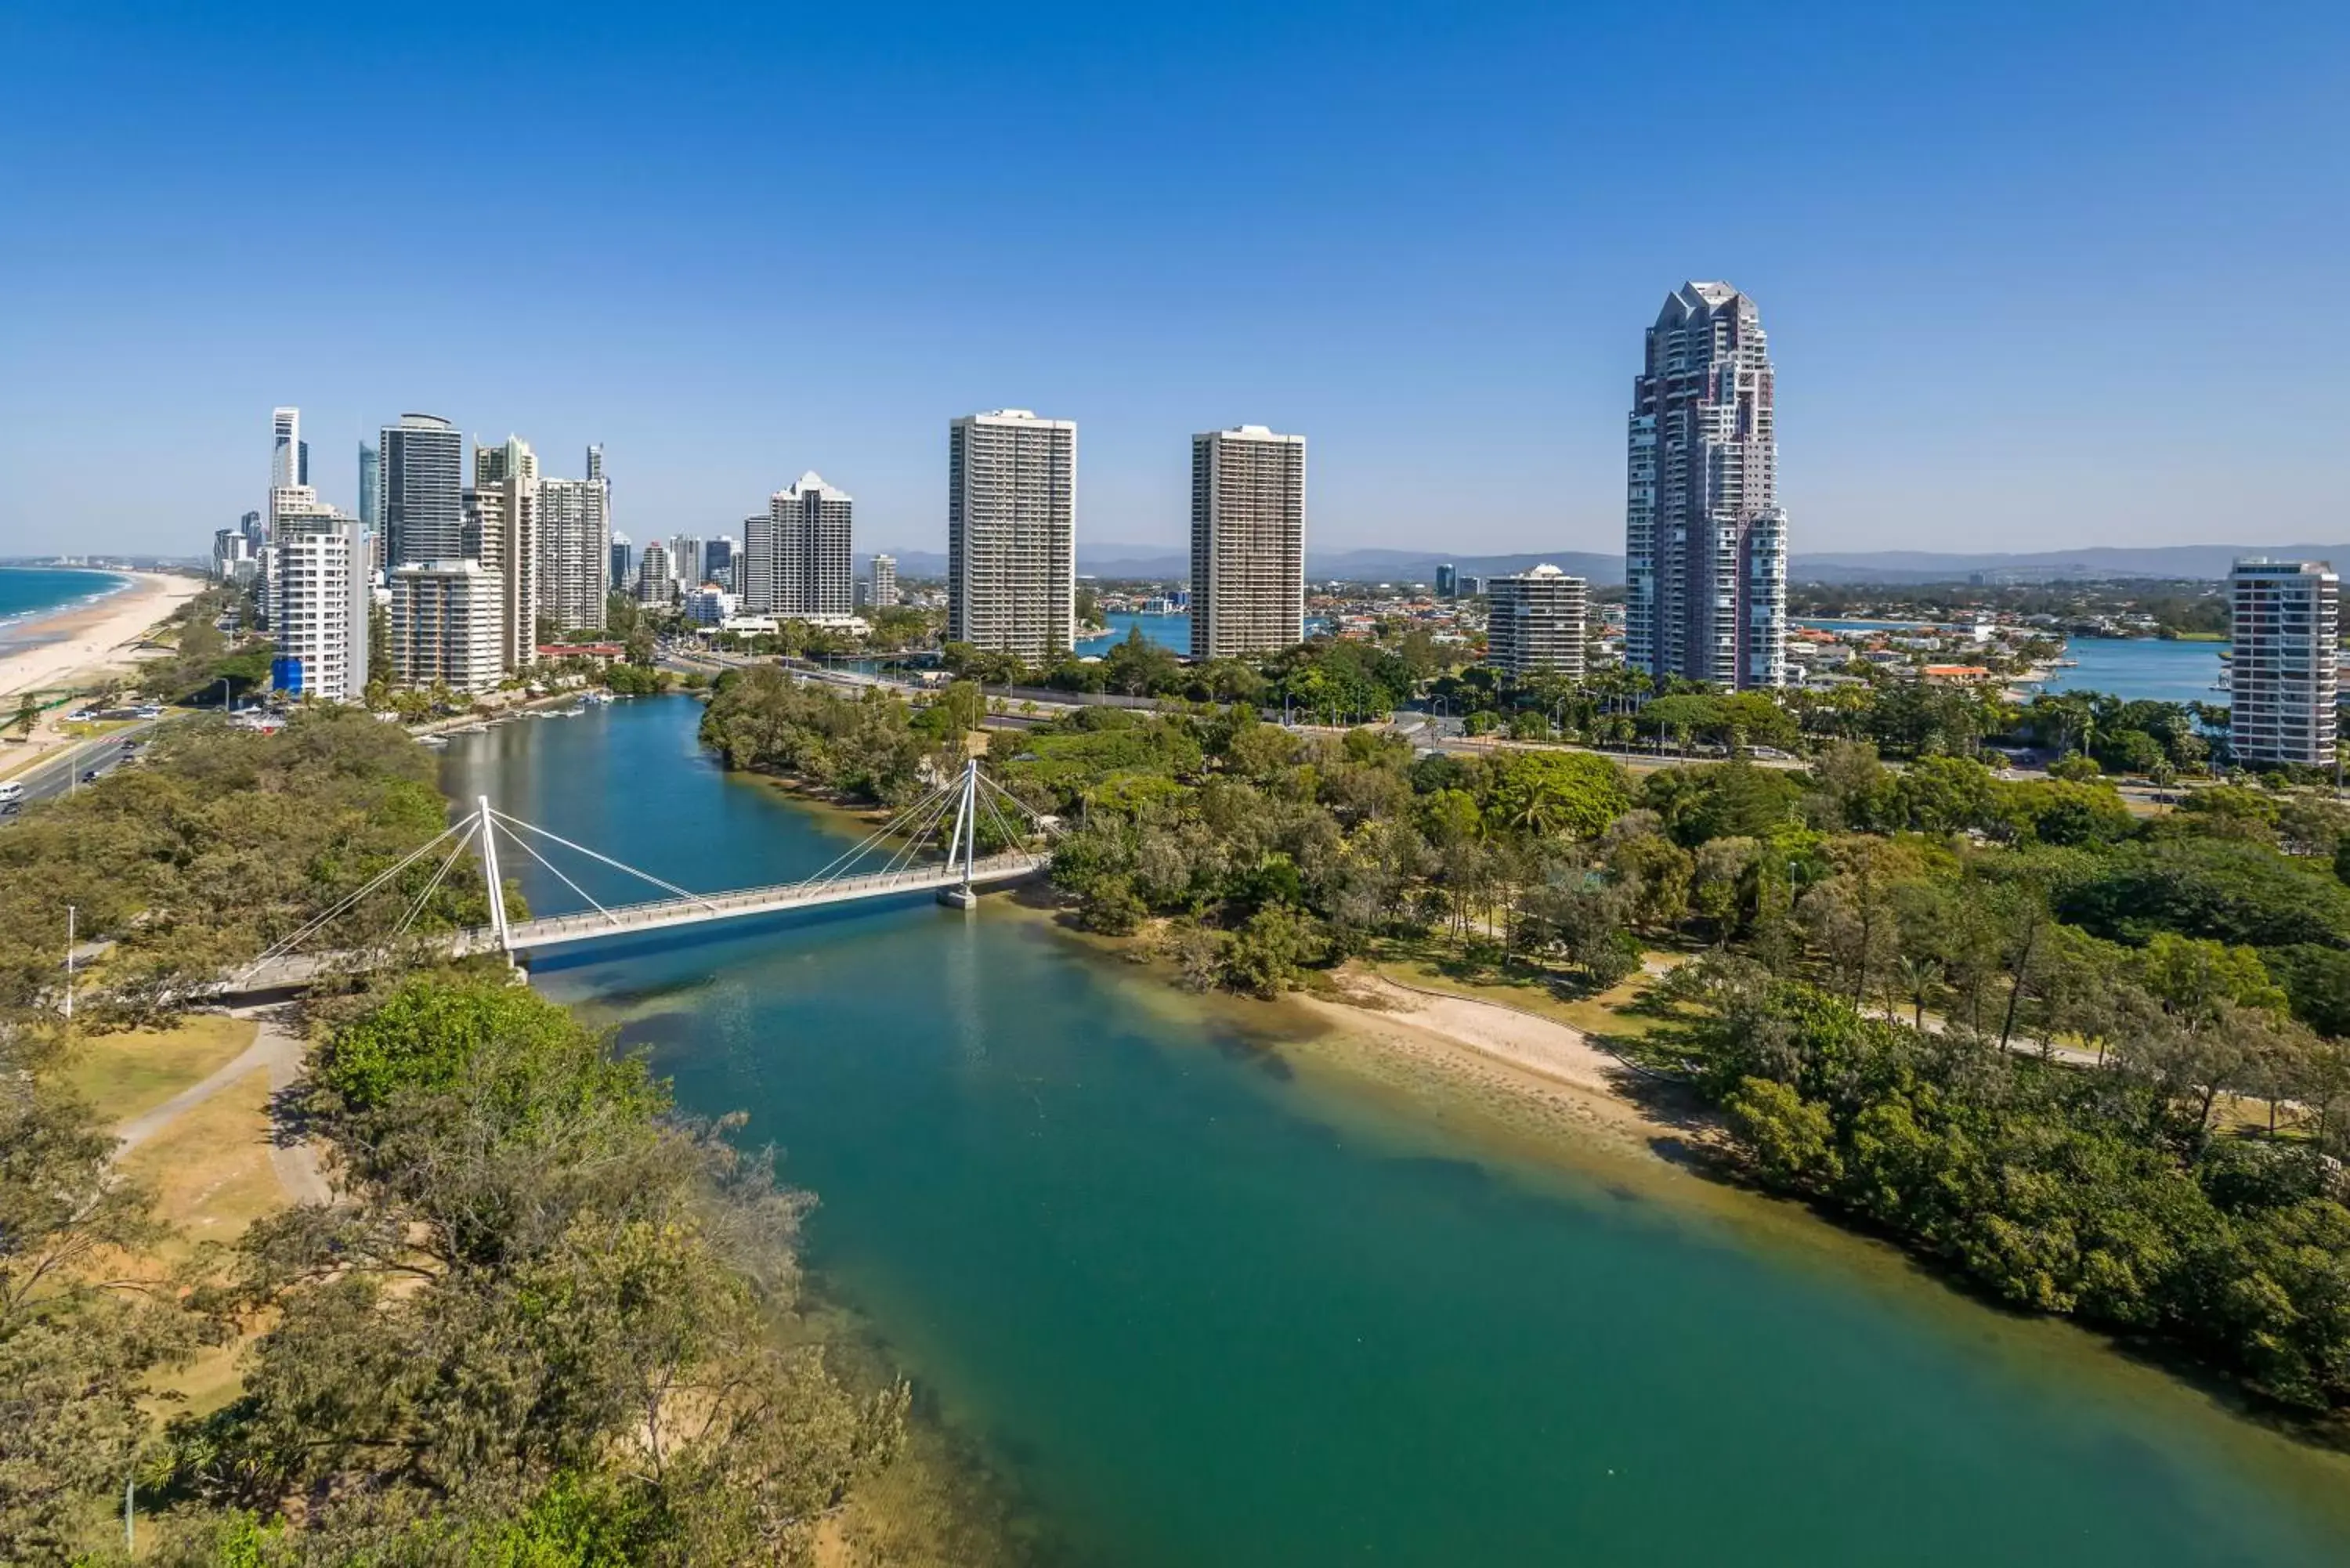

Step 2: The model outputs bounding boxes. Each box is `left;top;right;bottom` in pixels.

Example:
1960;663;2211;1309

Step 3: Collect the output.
268;492;370;702
703;537;736;592
298;439;309;487
609;532;633;592
381;414;466;566
2229;559;2339;768
1625;282;1787;688
947;410;1076;659
1436;563;1458;598
470;435;539;669
635;539;671;604
870;553;898;610
271;408;301;490
743;472;854;617
1484;565;1588;678
389;560;504;693
668;534;704;589
1190;425;1305;659
358;443;380;533
537;468;612;633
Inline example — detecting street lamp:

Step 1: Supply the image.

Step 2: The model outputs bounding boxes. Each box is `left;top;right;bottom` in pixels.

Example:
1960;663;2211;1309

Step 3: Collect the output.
63;905;74;1024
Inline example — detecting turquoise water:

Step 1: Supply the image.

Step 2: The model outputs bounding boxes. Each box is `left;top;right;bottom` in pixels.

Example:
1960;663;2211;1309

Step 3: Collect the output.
0;566;128;647
438;698;2350;1566
1076;611;1190;656
2036;637;2231;706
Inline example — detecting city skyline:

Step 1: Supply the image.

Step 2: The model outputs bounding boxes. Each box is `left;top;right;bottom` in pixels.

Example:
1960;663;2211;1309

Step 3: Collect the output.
5;5;2345;559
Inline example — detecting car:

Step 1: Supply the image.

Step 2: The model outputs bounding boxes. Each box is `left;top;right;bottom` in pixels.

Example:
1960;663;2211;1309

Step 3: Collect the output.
120;738;139;751
81;770;100;784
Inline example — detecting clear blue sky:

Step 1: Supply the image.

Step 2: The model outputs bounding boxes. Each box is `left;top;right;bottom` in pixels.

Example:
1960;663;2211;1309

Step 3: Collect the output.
2;1;2342;560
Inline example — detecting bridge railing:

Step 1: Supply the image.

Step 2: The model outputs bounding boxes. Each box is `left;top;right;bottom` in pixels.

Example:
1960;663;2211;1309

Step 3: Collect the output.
496;851;1046;943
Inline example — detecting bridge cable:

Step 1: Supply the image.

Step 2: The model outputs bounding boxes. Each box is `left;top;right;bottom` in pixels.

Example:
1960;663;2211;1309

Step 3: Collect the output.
788;775;960;890
241;815;473;976
390;818;482;942
487;808;719;911
487;816;619;928
873;786;960;883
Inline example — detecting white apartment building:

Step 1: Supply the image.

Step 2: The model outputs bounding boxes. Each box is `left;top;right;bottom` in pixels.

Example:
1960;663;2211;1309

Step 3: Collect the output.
1190;425;1305;659
389;560;505;693
1484;565;1589;678
537;471;612;633
870;553;898;610
271;407;301;491
2230;558;2339;767
269;495;370;701
743;471;854;617
1625;282;1787;688
470;435;539;672
635;539;671;604
947;410;1076;660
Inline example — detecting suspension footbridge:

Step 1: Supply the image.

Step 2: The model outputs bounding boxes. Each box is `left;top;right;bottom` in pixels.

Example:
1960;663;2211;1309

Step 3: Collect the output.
225;760;1051;994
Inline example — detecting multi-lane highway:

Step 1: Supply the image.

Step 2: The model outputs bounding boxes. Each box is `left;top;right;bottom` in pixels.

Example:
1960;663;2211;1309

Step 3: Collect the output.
0;717;165;815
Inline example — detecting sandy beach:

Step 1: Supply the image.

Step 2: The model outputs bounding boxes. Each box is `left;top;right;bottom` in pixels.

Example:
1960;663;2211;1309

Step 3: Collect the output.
1293;968;1708;1158
0;570;205;699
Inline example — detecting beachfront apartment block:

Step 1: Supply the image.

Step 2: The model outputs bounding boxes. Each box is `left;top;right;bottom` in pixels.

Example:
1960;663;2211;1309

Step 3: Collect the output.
1625;282;1788;689
1190;425;1305;660
1484;564;1589;678
947;410;1076;660
743;472;854;617
269;492;369;702
2229;558;2339;767
389;559;505;694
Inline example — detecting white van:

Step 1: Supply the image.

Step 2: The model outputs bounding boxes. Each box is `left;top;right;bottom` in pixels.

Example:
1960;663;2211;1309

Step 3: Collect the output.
0;782;25;811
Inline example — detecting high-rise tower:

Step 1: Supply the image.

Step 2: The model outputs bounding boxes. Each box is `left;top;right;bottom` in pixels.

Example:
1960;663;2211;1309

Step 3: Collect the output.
947;410;1076;659
2229;559;2340;768
743;472;854;618
1625;282;1786;688
1190;425;1305;659
380;414;466;566
271;407;301;490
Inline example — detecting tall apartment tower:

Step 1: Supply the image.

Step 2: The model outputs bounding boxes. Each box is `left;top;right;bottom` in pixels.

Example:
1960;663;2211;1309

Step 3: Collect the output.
743;472;854;617
1190;425;1305;659
1484;565;1589;678
870;553;898;610
2229;559;2340;768
358;443;380;533
389;560;505;693
469;435;539;670
1625;282;1787;688
537;469;612;634
380;414;466;566
703;537;736;592
947;410;1076;659
267;493;370;701
609;532;633;592
271;407;301;491
635;539;671;604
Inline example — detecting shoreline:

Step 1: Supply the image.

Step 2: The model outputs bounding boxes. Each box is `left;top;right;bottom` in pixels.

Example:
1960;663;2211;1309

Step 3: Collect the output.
0;569;207;699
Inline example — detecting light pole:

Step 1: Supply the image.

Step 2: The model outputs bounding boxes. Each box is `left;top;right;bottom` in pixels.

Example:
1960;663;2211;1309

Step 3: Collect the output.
63;905;74;1024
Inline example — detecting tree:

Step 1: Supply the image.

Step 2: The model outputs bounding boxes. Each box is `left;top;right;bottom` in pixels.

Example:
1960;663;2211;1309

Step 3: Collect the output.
12;692;36;735
1480;750;1630;843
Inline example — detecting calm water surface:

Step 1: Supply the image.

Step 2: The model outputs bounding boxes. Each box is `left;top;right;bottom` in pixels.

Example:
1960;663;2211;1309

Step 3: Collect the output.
441;698;2350;1566
2036;636;2232;706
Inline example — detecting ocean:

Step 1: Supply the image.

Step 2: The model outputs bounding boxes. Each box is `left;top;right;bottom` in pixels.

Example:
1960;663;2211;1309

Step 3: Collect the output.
0;567;131;649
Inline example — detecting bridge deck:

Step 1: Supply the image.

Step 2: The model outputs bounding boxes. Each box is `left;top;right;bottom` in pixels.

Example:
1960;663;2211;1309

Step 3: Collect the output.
497;853;1041;950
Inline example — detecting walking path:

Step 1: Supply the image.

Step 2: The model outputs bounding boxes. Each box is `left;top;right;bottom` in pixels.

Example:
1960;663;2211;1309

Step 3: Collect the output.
113;1005;327;1204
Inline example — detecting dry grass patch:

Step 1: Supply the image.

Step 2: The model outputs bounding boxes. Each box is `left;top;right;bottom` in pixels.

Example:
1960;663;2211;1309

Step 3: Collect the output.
65;1013;257;1127
116;1070;285;1260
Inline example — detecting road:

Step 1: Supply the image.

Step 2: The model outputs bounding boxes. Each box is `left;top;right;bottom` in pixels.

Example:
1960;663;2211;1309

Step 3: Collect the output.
2;715;164;814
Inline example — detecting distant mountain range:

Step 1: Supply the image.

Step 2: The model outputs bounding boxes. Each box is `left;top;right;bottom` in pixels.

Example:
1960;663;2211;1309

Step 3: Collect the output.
870;541;2346;587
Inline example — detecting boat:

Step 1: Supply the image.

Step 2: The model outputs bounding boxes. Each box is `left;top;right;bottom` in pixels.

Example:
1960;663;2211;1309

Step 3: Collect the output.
418;734;450;748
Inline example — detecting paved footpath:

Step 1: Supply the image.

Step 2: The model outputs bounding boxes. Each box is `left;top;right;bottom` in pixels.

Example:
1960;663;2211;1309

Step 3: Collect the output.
113;1005;329;1205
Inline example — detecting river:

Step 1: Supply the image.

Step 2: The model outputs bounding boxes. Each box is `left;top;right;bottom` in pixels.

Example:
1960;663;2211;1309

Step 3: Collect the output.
439;696;2350;1566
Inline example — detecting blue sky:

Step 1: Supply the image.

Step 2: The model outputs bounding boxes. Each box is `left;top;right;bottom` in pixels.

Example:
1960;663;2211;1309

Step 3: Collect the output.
1;1;2342;559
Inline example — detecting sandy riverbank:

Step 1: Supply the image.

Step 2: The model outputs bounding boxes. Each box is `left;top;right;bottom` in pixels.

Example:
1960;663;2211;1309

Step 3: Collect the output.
1289;967;1711;1159
0;570;206;698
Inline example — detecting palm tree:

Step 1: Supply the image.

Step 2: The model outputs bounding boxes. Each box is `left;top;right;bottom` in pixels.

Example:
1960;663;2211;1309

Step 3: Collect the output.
1896;954;1943;1031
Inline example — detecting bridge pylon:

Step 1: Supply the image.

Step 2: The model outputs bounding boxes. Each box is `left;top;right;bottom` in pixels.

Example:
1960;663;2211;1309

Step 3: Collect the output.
938;757;981;909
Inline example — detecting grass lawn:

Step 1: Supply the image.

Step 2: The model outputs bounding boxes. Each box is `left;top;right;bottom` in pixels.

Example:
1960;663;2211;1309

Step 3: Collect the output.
118;1071;288;1419
63;1013;258;1127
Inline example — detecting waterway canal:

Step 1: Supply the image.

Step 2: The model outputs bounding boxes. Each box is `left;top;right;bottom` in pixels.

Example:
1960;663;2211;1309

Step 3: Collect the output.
439;696;2350;1566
